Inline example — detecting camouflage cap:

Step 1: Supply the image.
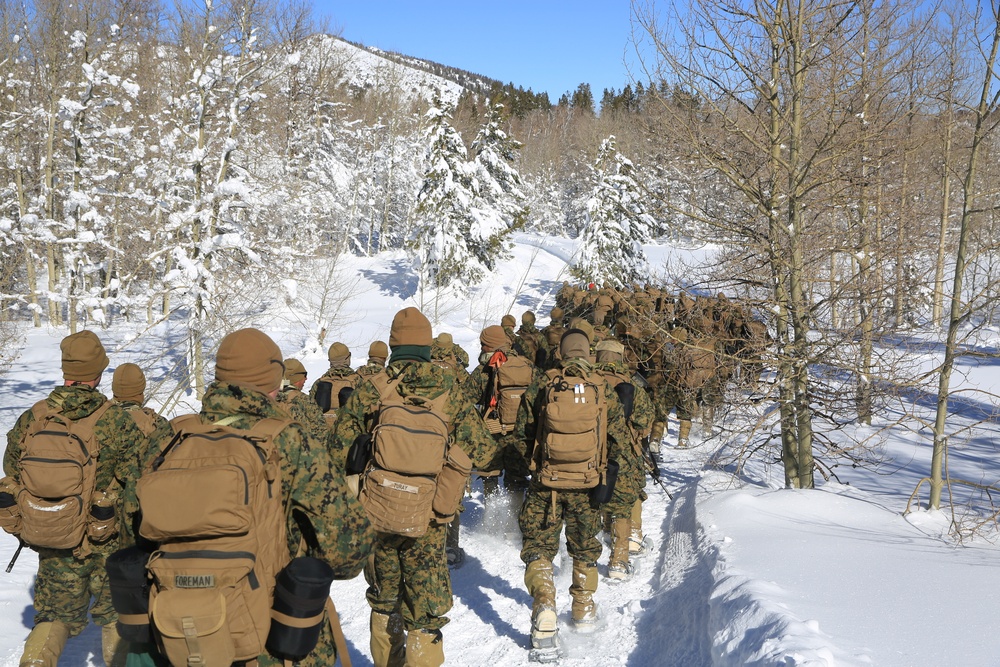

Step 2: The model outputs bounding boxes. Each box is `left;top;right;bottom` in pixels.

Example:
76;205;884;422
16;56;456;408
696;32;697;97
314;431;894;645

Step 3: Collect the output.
328;341;351;365
389;307;432;347
112;363;145;403
215;328;284;395
480;325;508;351
284;358;307;383
61;330;110;382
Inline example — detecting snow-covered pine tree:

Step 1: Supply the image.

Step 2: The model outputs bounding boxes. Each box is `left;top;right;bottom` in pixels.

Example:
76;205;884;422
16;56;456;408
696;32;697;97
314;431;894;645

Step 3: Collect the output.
412;92;507;313
573;135;654;288
470;101;528;254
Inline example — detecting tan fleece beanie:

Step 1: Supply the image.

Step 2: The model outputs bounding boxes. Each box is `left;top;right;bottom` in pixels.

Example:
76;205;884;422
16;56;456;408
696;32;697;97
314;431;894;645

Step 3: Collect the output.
560;330;591;360
284;358;307;383
389;307;433;347
480;325;508;351
328;342;351;365
435;333;453;346
550;307;564;321
61;330;110;382
368;341;389;361
112;363;146;403
522;311;536;326
501;314;516;328
215;328;284;394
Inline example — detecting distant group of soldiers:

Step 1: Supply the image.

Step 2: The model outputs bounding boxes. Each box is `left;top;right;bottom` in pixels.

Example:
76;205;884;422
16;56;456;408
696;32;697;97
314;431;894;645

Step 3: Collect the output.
1;286;771;667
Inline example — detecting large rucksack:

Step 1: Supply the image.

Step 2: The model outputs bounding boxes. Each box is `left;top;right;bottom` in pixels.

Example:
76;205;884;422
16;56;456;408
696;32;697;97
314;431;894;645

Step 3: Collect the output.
358;377;470;538
6;400;115;551
483;352;534;435
531;369;608;490
135;415;292;666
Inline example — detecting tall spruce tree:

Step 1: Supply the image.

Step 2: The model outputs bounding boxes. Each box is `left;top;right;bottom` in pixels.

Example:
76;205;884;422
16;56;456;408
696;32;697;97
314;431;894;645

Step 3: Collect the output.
412;94;504;307
470;101;528;247
574;135;653;288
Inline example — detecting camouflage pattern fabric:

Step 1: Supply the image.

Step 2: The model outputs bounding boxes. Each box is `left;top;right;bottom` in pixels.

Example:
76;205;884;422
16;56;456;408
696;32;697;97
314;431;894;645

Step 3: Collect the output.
357;361;388;379
519;487;602;565
4;384;147;635
595;362;655;516
332;360;497;633
365;523;452;631
115;401;174;547
276;385;334;459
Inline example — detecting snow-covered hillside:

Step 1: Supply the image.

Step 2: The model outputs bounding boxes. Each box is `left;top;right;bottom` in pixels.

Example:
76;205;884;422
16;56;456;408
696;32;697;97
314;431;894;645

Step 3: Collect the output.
1;235;999;666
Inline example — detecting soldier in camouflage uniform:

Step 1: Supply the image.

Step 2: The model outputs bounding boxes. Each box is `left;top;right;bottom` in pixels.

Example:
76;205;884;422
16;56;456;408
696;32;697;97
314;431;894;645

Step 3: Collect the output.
332;308;497;667
276;358;329;445
3;331;146;667
539;307;565;370
109;363;174;548
140;328;374;667
309;341;362;417
466;325;544;502
514;329;631;651
515;310;548;367
357;340;390;379
430;333;469;384
593;340;655;577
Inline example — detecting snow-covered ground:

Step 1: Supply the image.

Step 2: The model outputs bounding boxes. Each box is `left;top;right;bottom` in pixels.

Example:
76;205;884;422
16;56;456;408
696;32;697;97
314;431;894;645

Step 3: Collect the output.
1;234;998;666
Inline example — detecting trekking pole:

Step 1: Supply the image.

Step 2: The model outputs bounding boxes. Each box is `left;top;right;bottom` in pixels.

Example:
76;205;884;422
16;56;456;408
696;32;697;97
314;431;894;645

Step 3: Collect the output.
6;539;24;573
642;442;673;500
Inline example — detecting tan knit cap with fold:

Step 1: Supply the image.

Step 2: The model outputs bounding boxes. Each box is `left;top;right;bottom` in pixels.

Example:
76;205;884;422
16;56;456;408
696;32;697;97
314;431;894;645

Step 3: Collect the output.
112;363;146;403
480;325;508;351
215;328;284;394
595;339;625;363
501;314;516;328
368;341;389;361
389;307;432;347
522;311;536;326
560;330;591;361
284;358;307;383
61;330;110;382
328;342;351;365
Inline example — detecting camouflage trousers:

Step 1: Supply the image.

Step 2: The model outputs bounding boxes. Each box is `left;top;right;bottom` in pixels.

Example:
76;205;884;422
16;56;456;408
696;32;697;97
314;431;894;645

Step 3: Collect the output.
604;452;646;519
33;546;117;636
365;523;452;632
478;434;530;489
519;485;602;566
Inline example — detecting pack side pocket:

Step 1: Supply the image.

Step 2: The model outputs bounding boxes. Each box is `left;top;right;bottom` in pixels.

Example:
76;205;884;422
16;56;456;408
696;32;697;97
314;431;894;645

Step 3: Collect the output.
86;490;118;544
0;478;22;536
432;446;472;523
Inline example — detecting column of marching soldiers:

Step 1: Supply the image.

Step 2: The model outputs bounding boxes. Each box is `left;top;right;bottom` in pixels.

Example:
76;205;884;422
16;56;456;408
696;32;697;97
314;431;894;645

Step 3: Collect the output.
0;284;770;667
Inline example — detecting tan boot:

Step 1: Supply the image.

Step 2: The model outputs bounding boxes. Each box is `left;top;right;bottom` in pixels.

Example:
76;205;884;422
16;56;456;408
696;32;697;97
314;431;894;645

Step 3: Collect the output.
524;558;558;648
607;517;634;581
370;611;406;667
101;623;127;667
677;419;692;447
570;560;598;631
19;621;70;667
649;420;665;454
703;405;715;435
404;628;444;667
629;499;649;558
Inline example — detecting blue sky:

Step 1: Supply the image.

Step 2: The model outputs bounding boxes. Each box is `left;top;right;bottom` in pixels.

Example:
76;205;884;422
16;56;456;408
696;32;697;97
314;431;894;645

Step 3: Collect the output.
312;1;637;102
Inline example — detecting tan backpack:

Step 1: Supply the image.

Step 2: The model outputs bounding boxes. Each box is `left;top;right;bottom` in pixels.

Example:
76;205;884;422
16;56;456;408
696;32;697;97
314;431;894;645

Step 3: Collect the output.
492;354;534;432
313;373;360;425
136;414;292;666
532;369;608;490
9;400;115;550
359;378;470;538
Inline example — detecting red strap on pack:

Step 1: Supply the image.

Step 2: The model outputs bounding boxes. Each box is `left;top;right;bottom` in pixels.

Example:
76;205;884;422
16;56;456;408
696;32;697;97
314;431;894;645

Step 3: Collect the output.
487;350;508;409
